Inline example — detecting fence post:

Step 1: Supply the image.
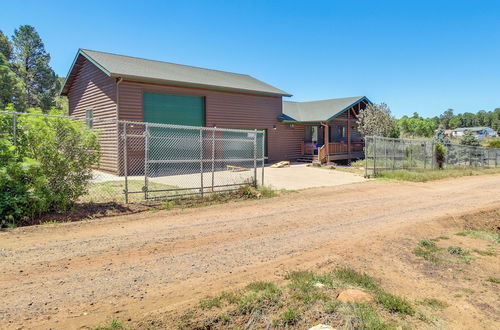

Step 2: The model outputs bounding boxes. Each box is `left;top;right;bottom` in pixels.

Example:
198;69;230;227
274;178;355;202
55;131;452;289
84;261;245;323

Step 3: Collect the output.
384;138;387;170
211;127;215;191
373;136;377;176
200;128;204;197
12;113;17;145
261;131;265;186
123;123;129;204
253;129;257;187
144;124;149;200
392;139;396;170
364;137;368;178
431;141;435;169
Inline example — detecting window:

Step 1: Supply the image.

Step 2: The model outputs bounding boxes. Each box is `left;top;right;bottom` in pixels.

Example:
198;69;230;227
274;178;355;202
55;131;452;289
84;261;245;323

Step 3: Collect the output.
338;125;346;138
304;126;319;143
86;108;93;129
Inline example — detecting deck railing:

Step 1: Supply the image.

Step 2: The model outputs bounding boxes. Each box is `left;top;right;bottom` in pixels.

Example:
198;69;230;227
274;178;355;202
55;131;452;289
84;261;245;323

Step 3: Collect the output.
300;141;364;155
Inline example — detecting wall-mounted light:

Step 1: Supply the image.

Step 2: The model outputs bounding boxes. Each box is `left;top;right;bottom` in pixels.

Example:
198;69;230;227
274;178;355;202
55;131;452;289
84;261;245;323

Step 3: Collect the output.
213;124;217;128
273;125;277;130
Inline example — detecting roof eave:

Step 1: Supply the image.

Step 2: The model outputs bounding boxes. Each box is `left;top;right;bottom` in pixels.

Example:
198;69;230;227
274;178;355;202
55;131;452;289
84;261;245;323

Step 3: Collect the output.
324;96;371;122
113;73;292;97
60;49;113;96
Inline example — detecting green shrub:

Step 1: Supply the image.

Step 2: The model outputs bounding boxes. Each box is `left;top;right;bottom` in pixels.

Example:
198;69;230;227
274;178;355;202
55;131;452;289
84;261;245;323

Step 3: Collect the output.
434;144;446;169
0;140;49;226
0;108;100;225
485;138;500;149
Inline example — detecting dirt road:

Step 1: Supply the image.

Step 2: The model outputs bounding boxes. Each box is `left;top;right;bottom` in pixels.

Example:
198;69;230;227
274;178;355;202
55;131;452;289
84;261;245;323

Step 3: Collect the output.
1;175;499;329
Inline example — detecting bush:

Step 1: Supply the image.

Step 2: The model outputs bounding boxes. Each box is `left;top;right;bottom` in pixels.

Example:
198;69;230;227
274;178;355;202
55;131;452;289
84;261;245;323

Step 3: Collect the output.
0;108;100;225
0;140;49;226
485;138;500;149
434;143;446;169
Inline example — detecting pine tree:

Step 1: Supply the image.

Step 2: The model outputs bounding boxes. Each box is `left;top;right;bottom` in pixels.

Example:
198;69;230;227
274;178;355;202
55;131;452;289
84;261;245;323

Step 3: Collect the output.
0;30;13;61
459;130;481;147
433;126;450;145
12;25;59;110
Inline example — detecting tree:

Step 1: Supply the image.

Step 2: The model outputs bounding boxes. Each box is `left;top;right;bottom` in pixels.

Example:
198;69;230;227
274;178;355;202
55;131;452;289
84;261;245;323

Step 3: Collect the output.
439;109;454;129
0;53;24;109
433;126;450;145
12;25;59;110
357;103;399;138
459;130;481;147
0;30;13;61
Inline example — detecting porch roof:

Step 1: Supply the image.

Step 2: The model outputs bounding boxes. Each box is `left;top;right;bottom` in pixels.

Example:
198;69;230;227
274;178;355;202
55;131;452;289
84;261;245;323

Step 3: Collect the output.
281;96;370;123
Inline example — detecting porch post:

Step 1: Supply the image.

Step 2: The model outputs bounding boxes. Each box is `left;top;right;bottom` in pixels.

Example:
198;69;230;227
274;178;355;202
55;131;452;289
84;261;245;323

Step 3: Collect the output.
324;123;329;164
347;107;352;161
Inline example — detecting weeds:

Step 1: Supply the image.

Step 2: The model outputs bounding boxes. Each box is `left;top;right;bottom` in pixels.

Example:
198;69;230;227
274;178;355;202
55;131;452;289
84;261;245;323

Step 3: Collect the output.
377;167;500;182
333;267;379;291
199;296;221;309
414;239;441;263
277;307;301;326
93;319;126;330
455;229;500;243
473;248;497;256
416;298;449;310
487;277;500;284
447;246;469;256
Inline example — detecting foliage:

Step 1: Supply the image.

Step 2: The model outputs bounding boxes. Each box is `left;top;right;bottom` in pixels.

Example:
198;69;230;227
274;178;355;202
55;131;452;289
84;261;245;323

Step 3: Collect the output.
459;130;481;147
0;53;24;109
0;108;100;225
12;25;60;110
433;126;450;145
0;30;13;61
357;103;400;138
376;167;500;182
484;138;500;148
399;112;437;138
0;140;49;227
434;143;446;169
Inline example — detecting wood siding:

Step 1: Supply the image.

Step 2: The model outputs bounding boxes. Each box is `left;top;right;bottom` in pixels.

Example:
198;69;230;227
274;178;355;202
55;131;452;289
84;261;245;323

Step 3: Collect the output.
117;80;301;161
67;56;118;173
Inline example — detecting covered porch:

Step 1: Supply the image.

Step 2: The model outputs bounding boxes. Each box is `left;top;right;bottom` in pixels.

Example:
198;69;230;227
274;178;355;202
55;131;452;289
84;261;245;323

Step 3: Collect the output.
299;123;364;163
282;96;370;163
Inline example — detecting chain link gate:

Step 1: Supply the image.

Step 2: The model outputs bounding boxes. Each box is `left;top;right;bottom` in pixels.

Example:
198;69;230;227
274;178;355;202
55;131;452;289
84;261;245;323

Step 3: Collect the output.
122;122;265;202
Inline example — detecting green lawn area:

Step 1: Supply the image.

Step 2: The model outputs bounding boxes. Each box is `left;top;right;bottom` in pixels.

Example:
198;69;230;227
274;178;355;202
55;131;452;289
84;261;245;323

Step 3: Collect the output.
81;180;181;203
377;167;500;182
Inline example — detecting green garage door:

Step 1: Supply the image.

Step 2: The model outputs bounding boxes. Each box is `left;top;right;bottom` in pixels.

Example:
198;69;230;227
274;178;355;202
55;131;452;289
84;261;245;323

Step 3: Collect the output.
143;92;205;126
143;92;205;176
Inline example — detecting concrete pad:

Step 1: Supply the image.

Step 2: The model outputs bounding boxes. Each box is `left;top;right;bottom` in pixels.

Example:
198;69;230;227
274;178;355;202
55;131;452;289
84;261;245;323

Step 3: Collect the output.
257;163;367;190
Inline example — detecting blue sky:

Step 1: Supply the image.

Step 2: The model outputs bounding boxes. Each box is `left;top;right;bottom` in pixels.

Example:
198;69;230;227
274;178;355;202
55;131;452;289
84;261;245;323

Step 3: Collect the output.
1;0;499;118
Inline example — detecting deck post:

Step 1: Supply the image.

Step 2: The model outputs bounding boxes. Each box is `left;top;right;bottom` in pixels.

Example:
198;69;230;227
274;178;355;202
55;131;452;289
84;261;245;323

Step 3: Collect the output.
323;123;329;164
347;108;351;162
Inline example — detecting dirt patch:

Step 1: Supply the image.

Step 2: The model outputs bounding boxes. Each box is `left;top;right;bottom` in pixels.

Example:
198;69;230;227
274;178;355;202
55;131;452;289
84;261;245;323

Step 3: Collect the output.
0;175;499;329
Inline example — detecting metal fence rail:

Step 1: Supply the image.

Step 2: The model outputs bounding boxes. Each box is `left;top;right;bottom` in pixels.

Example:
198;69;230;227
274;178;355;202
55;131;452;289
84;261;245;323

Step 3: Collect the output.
0;110;265;204
364;135;500;177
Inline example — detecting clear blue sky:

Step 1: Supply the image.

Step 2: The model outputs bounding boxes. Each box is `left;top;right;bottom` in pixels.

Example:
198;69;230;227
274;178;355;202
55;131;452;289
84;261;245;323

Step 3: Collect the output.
1;0;499;118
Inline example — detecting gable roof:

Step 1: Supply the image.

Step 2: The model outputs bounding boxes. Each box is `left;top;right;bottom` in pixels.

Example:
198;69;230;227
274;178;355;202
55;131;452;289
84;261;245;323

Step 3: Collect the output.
282;96;370;122
61;49;291;97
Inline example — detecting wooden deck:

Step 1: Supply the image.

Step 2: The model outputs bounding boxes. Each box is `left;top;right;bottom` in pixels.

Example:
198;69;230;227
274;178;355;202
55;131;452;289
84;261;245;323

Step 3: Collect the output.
300;141;364;163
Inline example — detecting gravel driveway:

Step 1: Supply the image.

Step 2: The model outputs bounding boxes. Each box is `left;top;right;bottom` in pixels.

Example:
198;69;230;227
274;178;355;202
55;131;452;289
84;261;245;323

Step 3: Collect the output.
0;174;499;329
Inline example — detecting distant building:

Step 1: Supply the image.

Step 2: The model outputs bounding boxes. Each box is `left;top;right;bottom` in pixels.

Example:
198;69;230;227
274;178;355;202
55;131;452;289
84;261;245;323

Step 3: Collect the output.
451;127;497;139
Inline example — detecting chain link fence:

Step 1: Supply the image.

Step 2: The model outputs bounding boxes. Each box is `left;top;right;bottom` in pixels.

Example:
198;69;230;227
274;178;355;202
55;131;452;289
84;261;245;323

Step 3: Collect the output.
0;111;265;204
364;136;500;177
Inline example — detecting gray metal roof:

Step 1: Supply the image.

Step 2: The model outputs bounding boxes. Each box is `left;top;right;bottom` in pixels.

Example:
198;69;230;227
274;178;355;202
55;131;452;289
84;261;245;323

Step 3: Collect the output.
62;49;291;97
283;96;369;122
453;127;495;132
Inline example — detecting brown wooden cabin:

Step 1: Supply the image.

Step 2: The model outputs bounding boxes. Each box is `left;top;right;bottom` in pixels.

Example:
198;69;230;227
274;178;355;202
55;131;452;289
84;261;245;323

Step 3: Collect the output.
60;49;297;175
61;49;369;174
282;96;370;163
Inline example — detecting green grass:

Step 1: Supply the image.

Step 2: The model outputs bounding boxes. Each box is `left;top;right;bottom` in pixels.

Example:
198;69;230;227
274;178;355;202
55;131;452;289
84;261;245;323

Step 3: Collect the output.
83;180;179;203
456;229;500;243
413;240;442;263
150;268;422;329
487;277;500;284
376;167;500;182
416;298;449;310
333;267;415;316
277;307;301;326
93;319;126;330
